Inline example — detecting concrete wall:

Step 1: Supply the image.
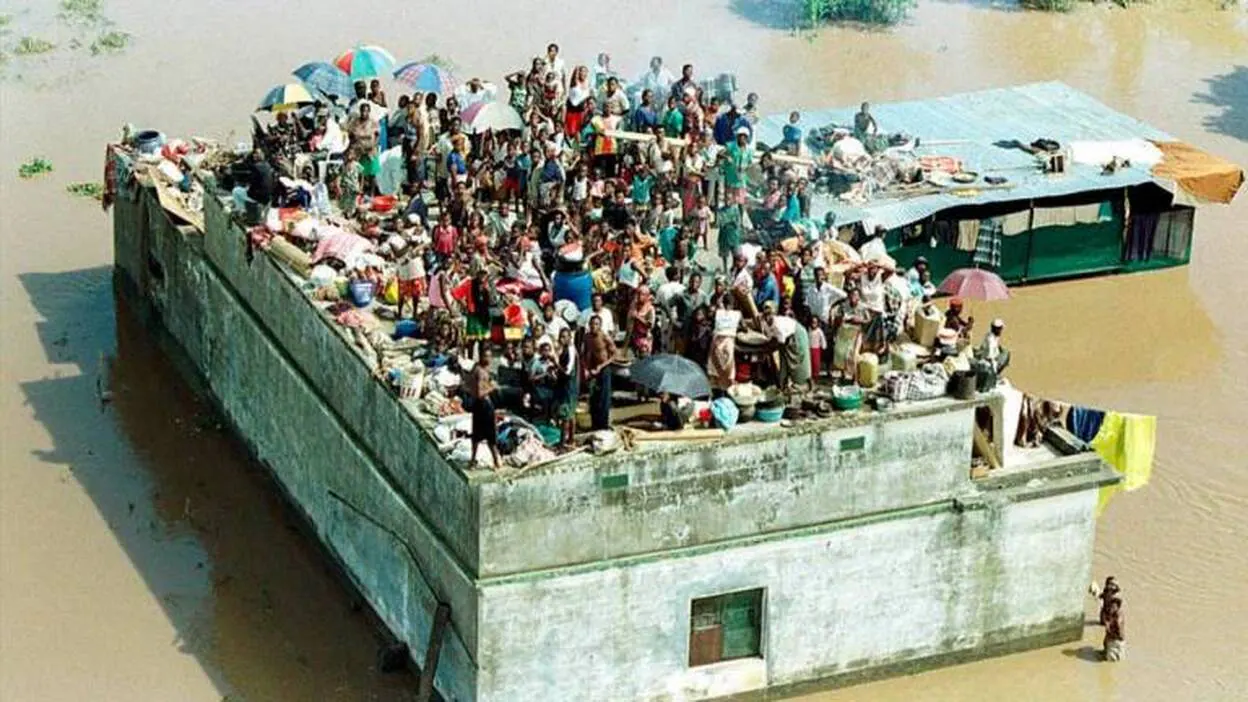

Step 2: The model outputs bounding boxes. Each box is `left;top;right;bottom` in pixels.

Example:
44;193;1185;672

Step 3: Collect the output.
200;193;481;578
478;404;980;576
475;487;1096;702
116;190;479;700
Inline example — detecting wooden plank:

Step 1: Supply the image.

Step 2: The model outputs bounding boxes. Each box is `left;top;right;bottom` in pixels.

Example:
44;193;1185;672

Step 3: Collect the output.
415;602;452;702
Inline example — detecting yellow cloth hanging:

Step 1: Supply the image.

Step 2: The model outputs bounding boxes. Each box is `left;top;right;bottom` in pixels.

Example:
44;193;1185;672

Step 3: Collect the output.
1092;412;1157;515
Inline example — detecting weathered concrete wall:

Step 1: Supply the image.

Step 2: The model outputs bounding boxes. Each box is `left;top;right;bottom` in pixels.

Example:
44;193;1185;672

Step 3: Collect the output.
478;404;980;575
475;486;1096;702
116;191;478;701
200;193;481;578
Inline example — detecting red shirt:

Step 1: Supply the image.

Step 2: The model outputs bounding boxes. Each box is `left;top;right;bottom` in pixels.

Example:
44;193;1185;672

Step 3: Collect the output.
433;224;458;256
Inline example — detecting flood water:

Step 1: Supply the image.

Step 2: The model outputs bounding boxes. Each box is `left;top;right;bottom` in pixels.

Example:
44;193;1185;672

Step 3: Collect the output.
1;1;1245;700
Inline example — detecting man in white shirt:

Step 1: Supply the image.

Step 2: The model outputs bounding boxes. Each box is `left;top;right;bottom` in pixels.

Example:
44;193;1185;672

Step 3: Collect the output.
655;267;686;310
805;267;847;324
455;78;498;109
636;56;675;98
578;293;617;336
545;43;567;87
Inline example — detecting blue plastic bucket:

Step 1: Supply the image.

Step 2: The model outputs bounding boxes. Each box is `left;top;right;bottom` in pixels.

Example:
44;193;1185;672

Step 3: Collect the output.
552;270;593;311
349;280;375;308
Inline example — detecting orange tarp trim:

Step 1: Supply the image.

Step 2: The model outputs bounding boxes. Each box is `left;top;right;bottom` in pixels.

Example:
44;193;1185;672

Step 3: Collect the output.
1149;140;1244;205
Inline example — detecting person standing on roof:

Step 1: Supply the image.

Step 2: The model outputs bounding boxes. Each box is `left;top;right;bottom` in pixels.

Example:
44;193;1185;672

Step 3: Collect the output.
713;102;752;146
637;56;675;98
670;63;697;102
723;127;754;207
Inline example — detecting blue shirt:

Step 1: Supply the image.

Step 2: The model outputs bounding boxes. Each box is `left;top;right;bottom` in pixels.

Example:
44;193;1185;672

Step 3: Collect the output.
632;105;659;131
404;195;429;227
713;112;752;146
447;151;467;176
754;274;779;309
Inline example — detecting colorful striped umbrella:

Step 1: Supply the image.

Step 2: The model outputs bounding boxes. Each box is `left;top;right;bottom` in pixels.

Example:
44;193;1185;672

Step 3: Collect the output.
292;61;354;100
392;62;458;94
460;100;524;134
257;82;316;112
333;44;396;80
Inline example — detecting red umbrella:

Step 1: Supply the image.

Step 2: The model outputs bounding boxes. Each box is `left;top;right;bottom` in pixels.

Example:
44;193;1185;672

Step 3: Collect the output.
937;268;1010;301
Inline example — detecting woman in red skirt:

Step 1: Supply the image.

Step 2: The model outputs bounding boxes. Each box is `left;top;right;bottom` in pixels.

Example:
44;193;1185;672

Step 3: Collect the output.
564;65;592;138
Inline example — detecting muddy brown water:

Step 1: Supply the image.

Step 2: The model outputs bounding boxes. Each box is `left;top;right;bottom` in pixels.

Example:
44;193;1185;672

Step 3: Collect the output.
1;1;1245;700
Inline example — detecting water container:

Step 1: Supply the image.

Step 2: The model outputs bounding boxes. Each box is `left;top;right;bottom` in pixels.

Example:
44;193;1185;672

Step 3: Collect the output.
949;370;976;400
134;130;164;154
914;307;942;348
856;352;880;388
349;280;375;308
552;270;593;311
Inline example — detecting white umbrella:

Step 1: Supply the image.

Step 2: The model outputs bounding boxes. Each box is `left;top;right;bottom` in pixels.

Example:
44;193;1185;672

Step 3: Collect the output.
461;100;524;134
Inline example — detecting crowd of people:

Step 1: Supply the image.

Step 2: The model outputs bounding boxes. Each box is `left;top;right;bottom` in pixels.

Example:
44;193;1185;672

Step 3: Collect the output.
237;44;1010;469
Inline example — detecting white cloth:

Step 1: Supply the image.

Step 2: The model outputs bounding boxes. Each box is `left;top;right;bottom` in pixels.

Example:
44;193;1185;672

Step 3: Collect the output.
455;83;498;109
772;315;798;344
859;237;888;262
636;67;676;97
1068;139;1162;168
579;308;616;336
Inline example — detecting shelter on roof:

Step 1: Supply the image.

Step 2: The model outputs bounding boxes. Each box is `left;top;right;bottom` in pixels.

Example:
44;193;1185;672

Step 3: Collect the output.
756;82;1242;284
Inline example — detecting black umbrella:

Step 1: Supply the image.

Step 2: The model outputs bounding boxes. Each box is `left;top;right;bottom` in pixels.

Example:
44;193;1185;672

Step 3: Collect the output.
629;354;712;399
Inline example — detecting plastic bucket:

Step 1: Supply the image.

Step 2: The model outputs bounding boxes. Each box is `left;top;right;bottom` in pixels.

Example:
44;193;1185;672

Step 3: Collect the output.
349;280;375;308
135;130;164;154
552;270;593;311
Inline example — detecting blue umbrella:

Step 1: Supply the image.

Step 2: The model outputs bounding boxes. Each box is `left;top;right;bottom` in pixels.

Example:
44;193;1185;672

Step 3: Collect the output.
292;61;353;100
629;354;712;399
393;62;458;94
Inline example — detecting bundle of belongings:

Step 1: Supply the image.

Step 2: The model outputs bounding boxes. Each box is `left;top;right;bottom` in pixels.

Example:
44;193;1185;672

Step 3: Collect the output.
878;364;950;402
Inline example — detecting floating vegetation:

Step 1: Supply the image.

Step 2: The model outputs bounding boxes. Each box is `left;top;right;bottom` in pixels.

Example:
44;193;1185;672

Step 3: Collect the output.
799;0;916;27
1019;0;1076;10
0;13;13;29
89;30;130;55
14;36;56;55
58;0;107;26
66;182;106;200
18;157;54;179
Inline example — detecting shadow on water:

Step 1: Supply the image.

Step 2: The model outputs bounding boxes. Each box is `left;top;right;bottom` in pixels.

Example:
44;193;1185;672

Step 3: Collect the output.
1061;646;1104;663
1194;65;1248;141
17;267;417;701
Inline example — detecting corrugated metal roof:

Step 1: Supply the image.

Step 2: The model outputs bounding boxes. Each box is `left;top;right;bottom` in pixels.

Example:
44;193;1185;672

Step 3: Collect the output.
754;82;1175;229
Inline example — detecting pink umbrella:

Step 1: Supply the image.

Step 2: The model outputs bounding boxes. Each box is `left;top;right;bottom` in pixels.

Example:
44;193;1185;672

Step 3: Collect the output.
937;268;1010;301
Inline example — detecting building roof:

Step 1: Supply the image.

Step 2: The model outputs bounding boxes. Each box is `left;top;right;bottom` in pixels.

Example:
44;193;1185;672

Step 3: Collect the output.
754;82;1178;230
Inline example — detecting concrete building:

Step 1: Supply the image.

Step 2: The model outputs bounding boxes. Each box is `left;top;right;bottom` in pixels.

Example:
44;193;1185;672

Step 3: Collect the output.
112;170;1119;701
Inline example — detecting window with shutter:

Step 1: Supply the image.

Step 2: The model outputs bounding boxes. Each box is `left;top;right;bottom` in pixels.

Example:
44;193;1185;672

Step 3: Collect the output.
688;588;764;667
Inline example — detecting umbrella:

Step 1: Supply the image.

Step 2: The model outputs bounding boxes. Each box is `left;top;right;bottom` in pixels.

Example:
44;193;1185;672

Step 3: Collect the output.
292;61;353;100
460;100;524;134
257;83;316;112
937;267;1010;301
334;44;396;80
629;354;712;399
393;62;458;94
